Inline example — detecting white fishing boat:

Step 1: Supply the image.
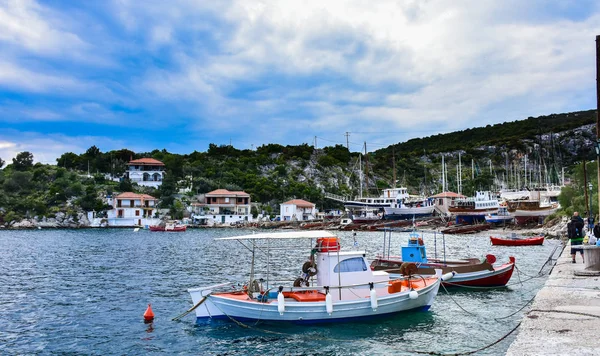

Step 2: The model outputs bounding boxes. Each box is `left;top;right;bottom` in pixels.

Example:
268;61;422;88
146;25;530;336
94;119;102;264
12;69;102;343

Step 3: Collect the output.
384;197;435;220
184;231;448;324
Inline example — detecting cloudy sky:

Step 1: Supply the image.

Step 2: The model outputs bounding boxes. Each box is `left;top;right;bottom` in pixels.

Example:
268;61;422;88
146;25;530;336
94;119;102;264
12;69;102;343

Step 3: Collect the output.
1;0;599;164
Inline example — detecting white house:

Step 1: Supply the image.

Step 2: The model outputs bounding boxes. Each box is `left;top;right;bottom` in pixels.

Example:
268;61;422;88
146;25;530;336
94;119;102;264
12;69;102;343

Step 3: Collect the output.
190;189;252;225
280;199;317;221
103;192;160;227
127;158;165;188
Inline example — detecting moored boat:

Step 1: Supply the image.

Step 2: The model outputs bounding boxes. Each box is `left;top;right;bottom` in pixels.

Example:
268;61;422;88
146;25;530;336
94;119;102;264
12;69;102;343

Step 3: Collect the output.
149;222;187;232
185;231;449;323
371;230;515;287
448;191;500;224
484;206;514;225
440;223;491;234
383;197;435;220
490;235;544;246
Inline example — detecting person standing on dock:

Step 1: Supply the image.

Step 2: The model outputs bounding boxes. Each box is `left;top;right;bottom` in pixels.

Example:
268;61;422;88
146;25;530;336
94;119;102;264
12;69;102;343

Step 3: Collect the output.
568;212;585;263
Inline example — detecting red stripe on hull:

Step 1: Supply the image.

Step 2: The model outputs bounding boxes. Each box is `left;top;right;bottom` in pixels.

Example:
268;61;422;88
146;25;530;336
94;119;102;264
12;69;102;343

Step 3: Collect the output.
444;263;515;287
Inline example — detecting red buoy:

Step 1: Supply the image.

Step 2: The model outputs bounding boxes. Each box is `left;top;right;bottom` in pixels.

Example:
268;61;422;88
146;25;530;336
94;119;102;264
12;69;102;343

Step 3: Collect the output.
144;304;155;322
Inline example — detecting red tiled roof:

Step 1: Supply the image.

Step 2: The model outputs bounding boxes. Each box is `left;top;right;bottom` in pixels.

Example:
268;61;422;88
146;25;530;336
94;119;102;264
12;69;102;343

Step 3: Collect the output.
430;192;465;198
116;192;157;200
206;189;250;197
128;158;165;166
282;199;315;208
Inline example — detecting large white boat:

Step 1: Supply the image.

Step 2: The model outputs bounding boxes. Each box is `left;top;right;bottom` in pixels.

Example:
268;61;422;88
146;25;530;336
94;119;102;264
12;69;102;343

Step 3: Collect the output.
448;191;499;224
383;196;435;220
341;187;410;209
184;231;447;324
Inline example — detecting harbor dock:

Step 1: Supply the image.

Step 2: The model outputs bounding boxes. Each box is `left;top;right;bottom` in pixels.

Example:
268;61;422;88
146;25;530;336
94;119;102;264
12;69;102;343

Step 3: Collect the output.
506;241;600;355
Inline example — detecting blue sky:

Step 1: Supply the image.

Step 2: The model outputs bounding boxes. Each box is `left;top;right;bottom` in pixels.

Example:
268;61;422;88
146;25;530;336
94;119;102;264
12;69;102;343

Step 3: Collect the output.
1;0;600;164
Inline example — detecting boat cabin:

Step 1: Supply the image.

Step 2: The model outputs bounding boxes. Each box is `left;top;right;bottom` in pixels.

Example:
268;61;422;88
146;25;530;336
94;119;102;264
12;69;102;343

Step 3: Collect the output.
401;232;428;263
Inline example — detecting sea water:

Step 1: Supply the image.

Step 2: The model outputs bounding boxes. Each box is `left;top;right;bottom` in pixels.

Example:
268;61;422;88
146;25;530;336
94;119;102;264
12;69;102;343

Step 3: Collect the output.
0;228;559;355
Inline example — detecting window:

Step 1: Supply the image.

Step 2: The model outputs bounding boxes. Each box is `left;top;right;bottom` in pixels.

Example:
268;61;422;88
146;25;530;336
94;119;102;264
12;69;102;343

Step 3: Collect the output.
211;197;217;203
225;197;230;203
334;257;367;273
135;210;140;216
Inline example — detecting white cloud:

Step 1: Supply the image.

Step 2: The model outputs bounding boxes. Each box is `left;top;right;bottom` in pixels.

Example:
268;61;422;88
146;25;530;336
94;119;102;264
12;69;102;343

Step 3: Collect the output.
2;0;600;154
0;0;88;57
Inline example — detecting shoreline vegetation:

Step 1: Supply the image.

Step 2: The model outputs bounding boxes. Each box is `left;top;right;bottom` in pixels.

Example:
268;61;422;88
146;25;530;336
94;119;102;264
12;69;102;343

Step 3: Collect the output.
0;109;597;231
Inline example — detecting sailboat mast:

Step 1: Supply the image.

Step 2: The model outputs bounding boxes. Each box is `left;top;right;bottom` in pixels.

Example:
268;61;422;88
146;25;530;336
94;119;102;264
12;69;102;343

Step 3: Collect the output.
441;155;446;192
458;152;462;195
392;148;396;188
364;142;369;195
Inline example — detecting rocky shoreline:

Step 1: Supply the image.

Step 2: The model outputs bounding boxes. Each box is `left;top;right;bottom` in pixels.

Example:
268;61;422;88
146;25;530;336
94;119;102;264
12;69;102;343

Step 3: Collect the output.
2;215;571;238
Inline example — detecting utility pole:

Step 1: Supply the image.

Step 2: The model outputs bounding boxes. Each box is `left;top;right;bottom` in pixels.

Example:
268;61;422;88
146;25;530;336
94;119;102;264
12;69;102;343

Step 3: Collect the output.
345;132;350;150
596;34;600;219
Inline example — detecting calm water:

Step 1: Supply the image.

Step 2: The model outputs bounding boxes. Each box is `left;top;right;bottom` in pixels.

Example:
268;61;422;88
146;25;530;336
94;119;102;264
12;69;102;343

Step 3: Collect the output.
0;228;560;355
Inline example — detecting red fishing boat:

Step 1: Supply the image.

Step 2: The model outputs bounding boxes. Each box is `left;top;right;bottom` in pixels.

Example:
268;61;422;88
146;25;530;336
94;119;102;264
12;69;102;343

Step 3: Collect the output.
490;235;544;246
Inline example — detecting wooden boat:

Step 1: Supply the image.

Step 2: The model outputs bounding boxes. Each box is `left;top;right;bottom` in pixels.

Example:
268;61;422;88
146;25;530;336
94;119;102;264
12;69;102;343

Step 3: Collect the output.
372;230;515;287
441;223;491;234
149;223;187;232
186;231;451;323
490;235;544;246
505;191;560;225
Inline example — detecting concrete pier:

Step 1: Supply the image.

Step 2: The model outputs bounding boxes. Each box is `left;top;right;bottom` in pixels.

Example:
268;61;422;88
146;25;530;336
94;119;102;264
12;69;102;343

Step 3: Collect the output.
506;241;600;356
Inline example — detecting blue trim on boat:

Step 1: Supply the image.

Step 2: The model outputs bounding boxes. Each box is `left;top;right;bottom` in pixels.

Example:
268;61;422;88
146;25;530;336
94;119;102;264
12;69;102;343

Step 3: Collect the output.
195;305;433;325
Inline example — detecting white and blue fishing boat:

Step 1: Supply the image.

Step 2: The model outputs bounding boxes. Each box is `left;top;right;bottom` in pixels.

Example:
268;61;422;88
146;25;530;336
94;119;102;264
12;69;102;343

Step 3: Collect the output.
484;206;514;225
185;231;448;324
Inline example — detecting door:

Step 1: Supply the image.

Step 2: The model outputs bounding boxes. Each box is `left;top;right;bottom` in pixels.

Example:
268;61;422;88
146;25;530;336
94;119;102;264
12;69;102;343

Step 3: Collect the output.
221;216;225;224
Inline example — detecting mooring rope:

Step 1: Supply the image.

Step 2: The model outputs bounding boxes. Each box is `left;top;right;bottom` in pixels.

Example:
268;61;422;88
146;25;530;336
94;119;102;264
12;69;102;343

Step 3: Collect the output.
207;293;523;356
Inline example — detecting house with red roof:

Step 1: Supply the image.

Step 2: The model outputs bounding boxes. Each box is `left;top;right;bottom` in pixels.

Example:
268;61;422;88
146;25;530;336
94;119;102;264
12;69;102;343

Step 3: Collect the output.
127;158;165;188
280;199;316;221
190;189;252;225
105;192;160;227
430;191;465;216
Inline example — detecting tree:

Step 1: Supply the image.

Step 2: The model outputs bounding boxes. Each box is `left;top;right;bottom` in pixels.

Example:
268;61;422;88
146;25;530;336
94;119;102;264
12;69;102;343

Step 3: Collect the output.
0;157;4;169
12;151;34;171
56;152;79;169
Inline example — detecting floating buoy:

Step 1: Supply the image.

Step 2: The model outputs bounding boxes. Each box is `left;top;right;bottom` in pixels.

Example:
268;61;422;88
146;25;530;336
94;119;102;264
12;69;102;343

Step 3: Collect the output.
441;272;455;281
144;304;154;322
370;288;378;311
408;290;419;300
277;290;285;315
325;290;333;315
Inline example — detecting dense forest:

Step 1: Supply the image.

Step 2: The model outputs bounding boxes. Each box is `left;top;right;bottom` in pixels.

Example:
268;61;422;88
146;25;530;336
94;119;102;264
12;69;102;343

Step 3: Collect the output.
0;109;597;226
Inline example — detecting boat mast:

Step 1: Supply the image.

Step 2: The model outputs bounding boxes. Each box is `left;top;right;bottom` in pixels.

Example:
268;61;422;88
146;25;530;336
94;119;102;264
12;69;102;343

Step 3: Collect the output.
363;142;369;196
441;155;446;192
392;148;397;188
458;152;462;195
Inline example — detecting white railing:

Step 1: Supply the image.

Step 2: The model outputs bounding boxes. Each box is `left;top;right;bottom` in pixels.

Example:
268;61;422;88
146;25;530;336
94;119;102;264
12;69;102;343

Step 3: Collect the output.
324;192;348;202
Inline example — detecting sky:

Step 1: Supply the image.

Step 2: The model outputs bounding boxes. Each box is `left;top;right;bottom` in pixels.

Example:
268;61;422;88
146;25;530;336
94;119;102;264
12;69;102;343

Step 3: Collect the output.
1;0;600;164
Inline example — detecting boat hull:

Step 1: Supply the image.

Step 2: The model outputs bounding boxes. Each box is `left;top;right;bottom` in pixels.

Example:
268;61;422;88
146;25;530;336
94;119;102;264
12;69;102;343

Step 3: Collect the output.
383;206;435;220
490;236;544;246
189;281;440;323
375;258;515;287
149;225;187;232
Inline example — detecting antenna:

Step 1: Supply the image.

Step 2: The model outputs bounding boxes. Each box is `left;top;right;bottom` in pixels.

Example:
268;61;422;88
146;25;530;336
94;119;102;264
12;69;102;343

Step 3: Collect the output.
345;132;350;150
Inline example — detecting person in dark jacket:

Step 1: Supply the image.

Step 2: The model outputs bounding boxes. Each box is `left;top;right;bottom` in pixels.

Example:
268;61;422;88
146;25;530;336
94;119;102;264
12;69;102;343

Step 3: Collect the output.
568;212;585;263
